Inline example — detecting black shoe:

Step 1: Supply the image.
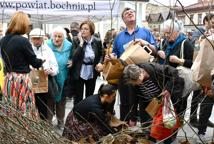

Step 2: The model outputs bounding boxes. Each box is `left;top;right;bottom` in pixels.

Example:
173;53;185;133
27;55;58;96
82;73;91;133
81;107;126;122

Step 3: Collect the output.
207;120;214;128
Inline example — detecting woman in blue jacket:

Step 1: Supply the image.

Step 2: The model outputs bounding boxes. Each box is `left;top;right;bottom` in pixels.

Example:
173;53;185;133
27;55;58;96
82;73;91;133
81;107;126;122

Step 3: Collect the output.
46;26;72;129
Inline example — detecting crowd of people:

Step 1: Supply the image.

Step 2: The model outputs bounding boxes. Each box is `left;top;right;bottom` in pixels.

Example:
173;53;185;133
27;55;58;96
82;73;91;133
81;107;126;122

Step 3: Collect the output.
0;7;214;143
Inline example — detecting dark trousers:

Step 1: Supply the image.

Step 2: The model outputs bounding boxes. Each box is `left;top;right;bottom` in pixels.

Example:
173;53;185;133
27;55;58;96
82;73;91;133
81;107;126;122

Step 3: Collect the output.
47;95;66;123
198;96;214;134
139;99;152;127
118;77;137;121
35;93;48;120
73;77;97;105
190;89;203;120
190;89;214;134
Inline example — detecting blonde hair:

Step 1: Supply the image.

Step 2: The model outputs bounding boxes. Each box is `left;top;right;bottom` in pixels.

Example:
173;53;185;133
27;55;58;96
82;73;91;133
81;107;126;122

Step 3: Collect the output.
6;11;30;35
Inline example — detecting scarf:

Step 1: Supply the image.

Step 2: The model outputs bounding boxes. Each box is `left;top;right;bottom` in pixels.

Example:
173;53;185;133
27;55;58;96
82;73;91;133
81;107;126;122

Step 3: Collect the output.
165;33;186;57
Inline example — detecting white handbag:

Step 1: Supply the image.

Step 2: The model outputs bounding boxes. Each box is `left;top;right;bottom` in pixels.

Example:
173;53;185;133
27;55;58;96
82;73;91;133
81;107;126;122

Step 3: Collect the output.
176;40;200;97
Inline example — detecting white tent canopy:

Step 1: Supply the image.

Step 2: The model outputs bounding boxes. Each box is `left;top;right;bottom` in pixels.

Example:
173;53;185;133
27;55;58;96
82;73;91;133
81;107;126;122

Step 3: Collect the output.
0;0;120;24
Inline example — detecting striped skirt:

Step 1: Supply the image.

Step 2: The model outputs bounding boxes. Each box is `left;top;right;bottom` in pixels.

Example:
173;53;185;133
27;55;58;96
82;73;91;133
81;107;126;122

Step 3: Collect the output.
2;72;39;120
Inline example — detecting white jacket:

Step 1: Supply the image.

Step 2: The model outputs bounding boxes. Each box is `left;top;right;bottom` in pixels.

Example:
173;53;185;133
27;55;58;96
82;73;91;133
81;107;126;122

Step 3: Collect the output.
32;43;59;76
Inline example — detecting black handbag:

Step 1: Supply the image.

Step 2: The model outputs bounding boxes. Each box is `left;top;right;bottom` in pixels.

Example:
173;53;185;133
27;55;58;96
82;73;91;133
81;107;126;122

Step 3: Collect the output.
48;75;59;98
63;75;75;98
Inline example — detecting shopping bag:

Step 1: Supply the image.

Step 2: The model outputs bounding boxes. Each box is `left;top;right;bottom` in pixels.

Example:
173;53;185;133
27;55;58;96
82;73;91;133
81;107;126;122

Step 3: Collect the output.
48;75;58;98
102;59;124;80
107;79;119;85
120;41;152;65
145;97;162;118
177;39;200;97
177;66;200;97
162;95;176;129
29;69;48;93
150;100;180;140
191;39;214;87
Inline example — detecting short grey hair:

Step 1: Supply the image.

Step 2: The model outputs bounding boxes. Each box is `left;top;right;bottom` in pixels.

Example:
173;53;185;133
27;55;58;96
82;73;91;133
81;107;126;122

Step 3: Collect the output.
70;22;79;30
51;26;66;39
123;64;141;81
160;19;183;33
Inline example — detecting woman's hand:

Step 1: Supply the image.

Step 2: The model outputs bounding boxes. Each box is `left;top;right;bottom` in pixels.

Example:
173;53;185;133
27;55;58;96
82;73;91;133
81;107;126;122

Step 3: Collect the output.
128;120;137;127
67;60;73;68
44;68;54;76
104;53;117;62
169;55;183;64
157;50;166;59
160;90;171;97
95;63;104;72
78;32;84;47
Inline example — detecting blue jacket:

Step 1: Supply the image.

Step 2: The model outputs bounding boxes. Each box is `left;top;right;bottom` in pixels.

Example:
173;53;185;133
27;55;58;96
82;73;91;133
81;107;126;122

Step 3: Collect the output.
47;39;72;102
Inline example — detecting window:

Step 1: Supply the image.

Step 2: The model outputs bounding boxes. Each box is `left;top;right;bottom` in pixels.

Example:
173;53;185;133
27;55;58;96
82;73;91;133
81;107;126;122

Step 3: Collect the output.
190;14;194;25
179;16;185;25
198;14;202;25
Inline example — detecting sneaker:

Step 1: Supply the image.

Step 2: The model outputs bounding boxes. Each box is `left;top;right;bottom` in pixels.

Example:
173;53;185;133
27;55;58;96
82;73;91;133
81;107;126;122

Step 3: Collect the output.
57;120;64;130
196;134;206;143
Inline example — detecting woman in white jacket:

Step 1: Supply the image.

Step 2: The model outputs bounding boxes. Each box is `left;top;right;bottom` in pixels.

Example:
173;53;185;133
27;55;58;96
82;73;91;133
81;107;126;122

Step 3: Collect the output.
29;28;59;120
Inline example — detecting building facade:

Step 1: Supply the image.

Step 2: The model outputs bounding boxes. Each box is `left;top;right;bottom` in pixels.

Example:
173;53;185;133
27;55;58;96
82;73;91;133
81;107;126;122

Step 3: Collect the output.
176;0;214;30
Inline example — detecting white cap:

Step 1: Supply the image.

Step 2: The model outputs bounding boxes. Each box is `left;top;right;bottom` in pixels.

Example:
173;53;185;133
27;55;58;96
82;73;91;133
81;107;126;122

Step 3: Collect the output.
29;28;45;38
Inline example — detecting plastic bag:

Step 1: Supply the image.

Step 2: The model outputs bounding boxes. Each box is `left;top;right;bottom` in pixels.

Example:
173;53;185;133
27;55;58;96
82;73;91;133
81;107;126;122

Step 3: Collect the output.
162;95;176;129
150;102;180;141
177;39;200;97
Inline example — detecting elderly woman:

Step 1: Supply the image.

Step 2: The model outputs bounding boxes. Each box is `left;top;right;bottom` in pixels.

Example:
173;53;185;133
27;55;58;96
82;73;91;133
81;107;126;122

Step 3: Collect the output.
157;19;194;68
29;28;59;120
123;63;184;143
62;84;117;142
157;19;194;128
46;26;72;128
70;20;104;105
0;11;44;119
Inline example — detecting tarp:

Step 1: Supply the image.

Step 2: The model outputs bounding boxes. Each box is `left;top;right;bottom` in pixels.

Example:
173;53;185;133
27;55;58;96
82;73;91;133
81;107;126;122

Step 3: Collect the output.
0;0;120;23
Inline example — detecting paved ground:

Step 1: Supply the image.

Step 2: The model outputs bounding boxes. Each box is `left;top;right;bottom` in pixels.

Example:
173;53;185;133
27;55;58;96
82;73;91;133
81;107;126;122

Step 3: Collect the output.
53;77;214;143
